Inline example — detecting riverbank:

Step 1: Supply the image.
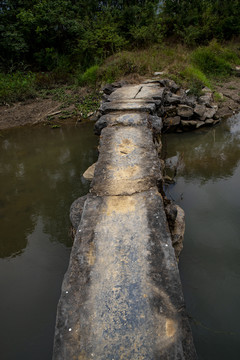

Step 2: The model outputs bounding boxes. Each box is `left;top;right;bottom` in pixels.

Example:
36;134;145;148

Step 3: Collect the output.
0;86;101;130
1;76;240;131
1;41;240;131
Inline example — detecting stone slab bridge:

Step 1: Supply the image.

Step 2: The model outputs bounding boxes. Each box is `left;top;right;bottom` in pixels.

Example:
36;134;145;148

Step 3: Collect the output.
53;80;198;359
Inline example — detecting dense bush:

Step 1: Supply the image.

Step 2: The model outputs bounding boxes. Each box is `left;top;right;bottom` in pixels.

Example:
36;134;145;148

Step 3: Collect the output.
191;41;240;77
0;1;161;71
1;1;240;74
161;0;240;45
0;72;36;103
77;65;100;86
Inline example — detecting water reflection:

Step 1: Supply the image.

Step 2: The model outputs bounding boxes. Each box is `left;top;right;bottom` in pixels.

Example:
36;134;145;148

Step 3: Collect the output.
0;124;98;259
0;123;98;359
164;115;240;359
163;116;240;182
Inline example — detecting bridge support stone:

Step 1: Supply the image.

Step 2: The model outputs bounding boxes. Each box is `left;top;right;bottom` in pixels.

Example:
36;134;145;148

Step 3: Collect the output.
53;83;197;359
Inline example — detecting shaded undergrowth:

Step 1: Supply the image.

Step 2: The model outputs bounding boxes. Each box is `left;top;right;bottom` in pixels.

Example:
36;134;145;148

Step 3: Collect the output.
1;40;240;105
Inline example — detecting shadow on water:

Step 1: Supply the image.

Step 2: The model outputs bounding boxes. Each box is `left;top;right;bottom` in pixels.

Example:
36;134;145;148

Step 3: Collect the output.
163;115;240;360
0;123;98;360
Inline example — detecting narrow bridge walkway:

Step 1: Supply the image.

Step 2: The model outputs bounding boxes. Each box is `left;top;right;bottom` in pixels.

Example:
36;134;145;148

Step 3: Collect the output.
53;82;197;359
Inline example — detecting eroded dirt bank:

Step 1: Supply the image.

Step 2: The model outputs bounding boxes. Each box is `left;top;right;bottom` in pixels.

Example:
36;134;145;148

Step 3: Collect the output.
1;77;240;131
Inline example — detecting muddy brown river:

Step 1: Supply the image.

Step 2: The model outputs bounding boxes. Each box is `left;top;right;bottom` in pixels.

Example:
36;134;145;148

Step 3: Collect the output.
0;117;240;359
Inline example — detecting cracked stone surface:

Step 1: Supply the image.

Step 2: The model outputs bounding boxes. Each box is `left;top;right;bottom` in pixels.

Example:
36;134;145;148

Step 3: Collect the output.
53;83;197;360
100;99;156;114
91;126;162;196
53;191;196;360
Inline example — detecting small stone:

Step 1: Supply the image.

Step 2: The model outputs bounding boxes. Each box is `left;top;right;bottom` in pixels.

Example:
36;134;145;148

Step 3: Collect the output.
194;104;206;118
196;121;205;128
203;107;217;119
162;79;180;93
205;118;214;125
102;84;114;95
154;71;165;76
164;116;181;127
181;120;197;127
177;105;194;118
83;163;96;181
184;95;197;107
165;93;181;105
216;106;233;119
164;106;177;117
198;93;213;106
202;86;212;93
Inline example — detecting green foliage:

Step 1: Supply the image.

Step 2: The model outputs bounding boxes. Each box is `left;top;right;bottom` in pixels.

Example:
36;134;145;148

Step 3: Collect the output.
181;66;212;96
161;0;240;45
51;124;61;129
214;92;224;102
76;93;101;118
191;48;232;77
77;65;100;87
190;40;240;77
0;72;36;104
0;0;160;71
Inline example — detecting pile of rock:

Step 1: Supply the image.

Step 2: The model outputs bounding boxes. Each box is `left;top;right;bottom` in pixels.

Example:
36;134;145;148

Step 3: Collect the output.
97;78;223;133
157;79;219;131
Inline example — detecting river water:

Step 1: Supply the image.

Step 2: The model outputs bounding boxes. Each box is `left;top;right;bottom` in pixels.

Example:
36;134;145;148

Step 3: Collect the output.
0;118;239;359
163;115;240;359
0;123;98;360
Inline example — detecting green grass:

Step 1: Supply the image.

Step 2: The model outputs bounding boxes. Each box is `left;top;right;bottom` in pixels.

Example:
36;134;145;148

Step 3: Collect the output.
0;72;36;104
1;41;239;105
180;66;212;96
97;44;189;83
191;40;240;77
76;65;100;86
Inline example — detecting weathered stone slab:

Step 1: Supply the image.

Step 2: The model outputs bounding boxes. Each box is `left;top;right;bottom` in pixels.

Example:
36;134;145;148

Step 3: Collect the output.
91;126;162;196
94;112;162;135
53;189;197;360
95;112;148;134
54;80;198;360
108;85;142;101
100;100;156;114
135;85;165;100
